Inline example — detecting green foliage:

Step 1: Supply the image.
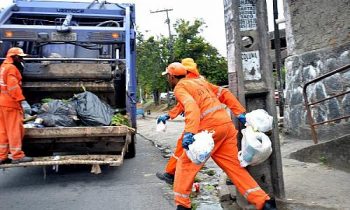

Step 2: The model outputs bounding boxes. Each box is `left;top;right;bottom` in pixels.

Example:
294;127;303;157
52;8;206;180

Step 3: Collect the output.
136;34;168;97
203;169;216;176
111;113;130;126
319;155;327;165
173;19;228;85
136;18;229;98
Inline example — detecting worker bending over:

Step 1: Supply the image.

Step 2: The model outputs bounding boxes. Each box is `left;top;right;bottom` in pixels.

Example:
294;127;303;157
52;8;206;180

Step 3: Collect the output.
162;62;276;210
156;58;246;185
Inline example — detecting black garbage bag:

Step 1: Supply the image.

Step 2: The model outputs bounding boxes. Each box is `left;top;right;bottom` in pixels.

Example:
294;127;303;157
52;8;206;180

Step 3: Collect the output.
38;100;77;127
72;91;114;126
38;113;77;127
40;100;77;116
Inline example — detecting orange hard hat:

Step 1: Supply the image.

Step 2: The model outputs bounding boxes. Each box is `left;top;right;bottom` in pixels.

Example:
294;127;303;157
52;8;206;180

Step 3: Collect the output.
6;47;28;57
182;58;199;76
162;62;187;76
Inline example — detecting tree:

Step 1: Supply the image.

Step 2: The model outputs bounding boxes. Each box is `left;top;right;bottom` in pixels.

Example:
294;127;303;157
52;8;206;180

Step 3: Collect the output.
136;19;229;103
173;19;228;85
136;33;168;104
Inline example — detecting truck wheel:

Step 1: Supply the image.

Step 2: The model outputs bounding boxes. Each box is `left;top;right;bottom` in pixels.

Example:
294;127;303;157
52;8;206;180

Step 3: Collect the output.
125;134;136;159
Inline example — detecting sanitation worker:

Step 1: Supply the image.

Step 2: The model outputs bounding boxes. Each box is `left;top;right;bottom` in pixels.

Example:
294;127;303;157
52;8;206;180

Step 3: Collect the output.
156;58;201;184
162;62;276;210
156;58;247;184
0;47;33;164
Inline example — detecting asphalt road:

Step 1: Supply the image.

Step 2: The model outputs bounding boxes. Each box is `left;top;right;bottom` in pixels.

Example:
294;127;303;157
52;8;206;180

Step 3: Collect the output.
0;135;175;210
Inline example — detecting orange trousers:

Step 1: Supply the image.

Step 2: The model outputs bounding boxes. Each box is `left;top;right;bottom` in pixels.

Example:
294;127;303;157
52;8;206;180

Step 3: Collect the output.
0;106;25;160
165;132;184;175
173;123;270;209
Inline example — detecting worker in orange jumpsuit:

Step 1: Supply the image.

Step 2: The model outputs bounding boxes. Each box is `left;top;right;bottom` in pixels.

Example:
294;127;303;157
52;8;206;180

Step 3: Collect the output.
156;58;203;184
0;47;33;164
162;62;276;210
156;58;247;184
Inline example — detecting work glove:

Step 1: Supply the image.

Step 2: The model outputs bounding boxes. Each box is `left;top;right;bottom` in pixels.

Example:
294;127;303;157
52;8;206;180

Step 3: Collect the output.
157;114;170;124
237;113;246;125
182;132;195;150
21;100;32;115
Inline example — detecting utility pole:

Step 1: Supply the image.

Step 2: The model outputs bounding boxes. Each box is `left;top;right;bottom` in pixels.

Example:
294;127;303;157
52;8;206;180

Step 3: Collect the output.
150;8;174;62
150;8;174;106
224;0;285;208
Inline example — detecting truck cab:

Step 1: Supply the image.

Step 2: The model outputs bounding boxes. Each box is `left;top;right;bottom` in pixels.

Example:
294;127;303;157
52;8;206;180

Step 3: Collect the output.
0;0;137;169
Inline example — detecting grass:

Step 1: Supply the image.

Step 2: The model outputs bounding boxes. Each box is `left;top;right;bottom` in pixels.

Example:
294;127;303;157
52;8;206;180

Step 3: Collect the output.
319;156;327;165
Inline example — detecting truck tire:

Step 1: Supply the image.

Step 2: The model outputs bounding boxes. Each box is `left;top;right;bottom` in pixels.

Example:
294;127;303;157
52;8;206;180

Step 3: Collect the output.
125;134;136;159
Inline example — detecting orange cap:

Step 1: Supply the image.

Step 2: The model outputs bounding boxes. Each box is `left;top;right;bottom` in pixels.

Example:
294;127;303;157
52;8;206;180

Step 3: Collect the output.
162;62;187;76
182;58;199;76
6;47;28;57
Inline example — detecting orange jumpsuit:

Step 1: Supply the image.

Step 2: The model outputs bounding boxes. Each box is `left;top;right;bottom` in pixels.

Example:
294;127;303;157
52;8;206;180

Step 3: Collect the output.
164;74;246;176
173;78;270;209
164;72;200;175
0;56;26;161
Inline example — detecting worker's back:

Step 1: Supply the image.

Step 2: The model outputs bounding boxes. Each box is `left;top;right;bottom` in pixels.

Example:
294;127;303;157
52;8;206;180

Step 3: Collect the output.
175;78;232;131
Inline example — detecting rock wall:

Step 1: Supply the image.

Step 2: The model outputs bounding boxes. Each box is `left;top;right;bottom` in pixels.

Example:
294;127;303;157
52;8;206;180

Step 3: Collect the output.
284;43;350;139
283;0;350;139
284;0;350;55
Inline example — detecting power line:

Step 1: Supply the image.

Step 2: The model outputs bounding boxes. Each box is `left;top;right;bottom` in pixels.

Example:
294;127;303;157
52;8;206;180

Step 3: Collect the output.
150;8;174;63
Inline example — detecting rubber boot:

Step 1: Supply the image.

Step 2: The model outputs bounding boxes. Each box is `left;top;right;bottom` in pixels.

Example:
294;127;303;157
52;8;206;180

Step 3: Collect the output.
0;158;11;165
263;198;277;210
156;172;174;185
12;156;33;164
176;205;191;210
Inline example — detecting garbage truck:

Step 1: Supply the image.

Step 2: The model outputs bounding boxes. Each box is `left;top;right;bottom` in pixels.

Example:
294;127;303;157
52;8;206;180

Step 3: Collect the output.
0;0;137;171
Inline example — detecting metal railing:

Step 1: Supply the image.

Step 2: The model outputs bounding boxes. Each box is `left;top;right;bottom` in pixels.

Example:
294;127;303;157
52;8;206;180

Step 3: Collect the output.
303;64;350;144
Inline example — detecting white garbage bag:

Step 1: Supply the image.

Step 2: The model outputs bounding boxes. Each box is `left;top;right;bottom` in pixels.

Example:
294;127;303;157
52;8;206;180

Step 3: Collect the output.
156;122;167;132
186;131;215;165
245;109;273;132
238;126;272;167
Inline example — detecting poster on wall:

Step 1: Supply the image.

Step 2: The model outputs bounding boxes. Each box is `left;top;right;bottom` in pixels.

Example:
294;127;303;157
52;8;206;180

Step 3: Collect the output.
239;0;257;31
242;50;261;80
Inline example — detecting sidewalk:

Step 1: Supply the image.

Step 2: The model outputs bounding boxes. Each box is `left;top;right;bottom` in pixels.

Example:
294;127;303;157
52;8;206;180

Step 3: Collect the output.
137;113;350;210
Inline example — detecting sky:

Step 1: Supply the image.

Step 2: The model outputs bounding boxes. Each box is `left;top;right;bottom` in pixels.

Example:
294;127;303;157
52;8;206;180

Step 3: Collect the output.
0;0;284;57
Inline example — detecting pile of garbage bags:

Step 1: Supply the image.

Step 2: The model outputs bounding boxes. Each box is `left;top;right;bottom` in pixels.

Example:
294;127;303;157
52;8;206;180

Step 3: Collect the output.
23;91;115;128
238;109;273;167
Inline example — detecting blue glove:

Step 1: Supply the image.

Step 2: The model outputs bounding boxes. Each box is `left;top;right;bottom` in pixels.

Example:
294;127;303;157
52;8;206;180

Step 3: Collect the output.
237;113;246;125
182;132;195;150
157;114;170;124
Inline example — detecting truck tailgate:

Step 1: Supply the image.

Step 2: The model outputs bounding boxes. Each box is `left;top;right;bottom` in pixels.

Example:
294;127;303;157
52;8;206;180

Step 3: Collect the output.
24;126;132;138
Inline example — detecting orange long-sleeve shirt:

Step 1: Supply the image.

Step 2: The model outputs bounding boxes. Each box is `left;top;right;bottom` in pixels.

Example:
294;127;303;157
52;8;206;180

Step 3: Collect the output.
174;78;245;134
0;58;25;110
169;77;245;123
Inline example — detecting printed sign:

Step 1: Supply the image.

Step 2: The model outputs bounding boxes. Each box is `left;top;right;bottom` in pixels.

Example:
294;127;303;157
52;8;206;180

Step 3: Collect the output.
242;51;261;80
239;0;257;31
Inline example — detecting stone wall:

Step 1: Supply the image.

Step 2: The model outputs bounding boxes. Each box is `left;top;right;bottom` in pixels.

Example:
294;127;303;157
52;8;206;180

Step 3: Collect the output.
284;0;350;55
283;0;350;139
284;43;350;139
